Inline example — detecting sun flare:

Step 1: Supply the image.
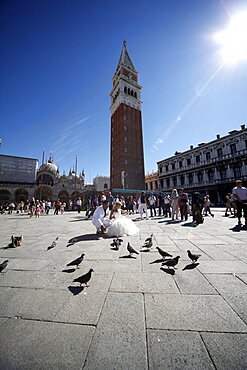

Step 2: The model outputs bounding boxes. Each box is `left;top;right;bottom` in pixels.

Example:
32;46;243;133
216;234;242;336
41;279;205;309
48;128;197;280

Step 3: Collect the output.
214;11;247;64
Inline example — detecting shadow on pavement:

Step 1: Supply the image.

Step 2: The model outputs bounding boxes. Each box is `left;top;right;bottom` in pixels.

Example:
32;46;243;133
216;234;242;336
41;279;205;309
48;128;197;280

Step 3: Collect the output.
150;258;164;264
68;285;85;295
119;255;137;259
67;234;100;246
182;263;199;271
160;267;175;275
181;222;197;227
62;268;76;273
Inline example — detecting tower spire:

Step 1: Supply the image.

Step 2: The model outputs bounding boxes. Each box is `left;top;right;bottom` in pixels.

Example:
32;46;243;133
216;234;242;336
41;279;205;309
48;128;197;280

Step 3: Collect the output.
116;40;137;72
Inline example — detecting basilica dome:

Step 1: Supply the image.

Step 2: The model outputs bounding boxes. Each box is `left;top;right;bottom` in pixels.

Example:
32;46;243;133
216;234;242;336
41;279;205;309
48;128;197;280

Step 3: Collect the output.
39;158;58;176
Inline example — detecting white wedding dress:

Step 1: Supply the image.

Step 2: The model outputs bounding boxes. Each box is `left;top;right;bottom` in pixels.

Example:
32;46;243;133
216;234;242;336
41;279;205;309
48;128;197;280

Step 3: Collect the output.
107;210;140;237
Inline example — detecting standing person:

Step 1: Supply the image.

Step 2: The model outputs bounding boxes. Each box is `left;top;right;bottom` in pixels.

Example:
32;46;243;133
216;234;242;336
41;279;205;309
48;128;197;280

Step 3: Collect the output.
178;188;189;221
138;191;148;219
35;203;41;218
158;193;165;217
54;198;61;215
30;198;35;217
106;191;114;211
92;200;112;234
171;189;179;221
45;199;51;215
164;194;171;218
203;195;214;217
76;197;82;213
225;193;233;216
232;180;247;227
148;193;157;217
192;192;204;224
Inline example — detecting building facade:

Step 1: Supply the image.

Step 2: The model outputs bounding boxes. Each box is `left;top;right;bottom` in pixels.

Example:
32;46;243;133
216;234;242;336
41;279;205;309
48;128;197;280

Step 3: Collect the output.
145;171;159;192
93;176;110;192
110;41;145;190
157;125;247;204
0;155;86;204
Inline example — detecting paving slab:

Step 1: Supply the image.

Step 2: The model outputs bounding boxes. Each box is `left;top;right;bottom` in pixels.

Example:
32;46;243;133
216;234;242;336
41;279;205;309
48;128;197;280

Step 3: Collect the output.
84;292;147;370
205;274;247;323
4;258;51;271
145;293;247;332
0;318;95;369
93;259;141;273
147;329;214;369
192;244;238;261
0;270;55;288
53;273;112;325
174;269;218;295
0;288;70;320
201;332;247;370
237;274;247;284
110;272;179;294
198;260;247;274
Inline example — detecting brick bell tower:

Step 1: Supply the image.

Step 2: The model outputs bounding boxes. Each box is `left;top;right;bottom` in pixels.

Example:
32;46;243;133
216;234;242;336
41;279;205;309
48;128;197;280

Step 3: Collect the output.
110;41;145;190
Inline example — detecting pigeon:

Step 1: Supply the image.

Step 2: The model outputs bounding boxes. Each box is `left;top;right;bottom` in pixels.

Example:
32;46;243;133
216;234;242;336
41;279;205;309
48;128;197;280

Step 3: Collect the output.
162;256;180;269
73;269;94;287
187;250;201;263
0;260;8;273
156;247;172;259
114;237;123;244
47;237;59;250
127;242;139;256
144;234;153;243
110;237;123;250
67;253;85;268
142;239;153;249
11;235;23;247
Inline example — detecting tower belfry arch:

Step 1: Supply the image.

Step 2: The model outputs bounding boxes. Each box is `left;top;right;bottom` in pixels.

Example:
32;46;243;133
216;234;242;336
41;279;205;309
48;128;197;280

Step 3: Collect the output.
110;41;145;190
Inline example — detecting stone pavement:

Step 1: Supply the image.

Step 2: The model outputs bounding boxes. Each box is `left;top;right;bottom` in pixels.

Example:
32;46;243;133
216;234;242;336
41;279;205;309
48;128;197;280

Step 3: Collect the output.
0;209;246;369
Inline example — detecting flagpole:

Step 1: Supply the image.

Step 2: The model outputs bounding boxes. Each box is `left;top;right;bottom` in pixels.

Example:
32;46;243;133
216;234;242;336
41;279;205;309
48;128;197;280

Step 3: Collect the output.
40;149;45;200
75;155;77;191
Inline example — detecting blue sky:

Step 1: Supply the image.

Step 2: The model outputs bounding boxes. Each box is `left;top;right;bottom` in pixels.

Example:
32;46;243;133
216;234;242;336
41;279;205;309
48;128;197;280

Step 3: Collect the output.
1;0;247;183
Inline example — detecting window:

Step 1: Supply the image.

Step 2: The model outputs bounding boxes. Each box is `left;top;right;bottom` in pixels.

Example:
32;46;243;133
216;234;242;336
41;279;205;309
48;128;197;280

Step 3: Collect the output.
217;148;223;158
123;116;126;120
124;86;127;94
188;173;193;184
172;163;175;170
160;179;164;188
230;143;237;154
134;92;137;98
206;152;211;160
173;177;177;186
104;183;108;189
219;168;226;180
180;175;184;185
233;166;241;178
208;169;214;181
245;139;247;149
159;167;162;173
196;155;200;163
187;158;191;166
166;178;170;187
166;165;169;172
179;161;183;168
198;171;203;183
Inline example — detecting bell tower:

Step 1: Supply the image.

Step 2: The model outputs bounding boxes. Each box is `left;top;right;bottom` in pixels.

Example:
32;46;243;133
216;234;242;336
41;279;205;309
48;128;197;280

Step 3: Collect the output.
110;41;145;190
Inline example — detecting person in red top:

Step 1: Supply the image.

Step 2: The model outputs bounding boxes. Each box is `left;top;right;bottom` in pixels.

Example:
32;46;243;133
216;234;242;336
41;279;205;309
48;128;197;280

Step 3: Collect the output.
54;198;61;215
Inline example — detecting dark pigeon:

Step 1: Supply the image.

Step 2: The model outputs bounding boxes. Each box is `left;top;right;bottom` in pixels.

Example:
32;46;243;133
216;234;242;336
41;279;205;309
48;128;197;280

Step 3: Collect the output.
156;247;172;259
162;256;180;269
144;234;153;243
142;239;153;249
73;268;94;287
47;237;59;250
0;260;8;273
187;250;201;263
127;242;139;256
11;235;23;247
67;253;85;268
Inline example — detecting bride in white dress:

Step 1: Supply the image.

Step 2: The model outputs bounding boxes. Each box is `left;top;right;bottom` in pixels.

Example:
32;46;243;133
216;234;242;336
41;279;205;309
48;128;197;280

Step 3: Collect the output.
107;202;139;237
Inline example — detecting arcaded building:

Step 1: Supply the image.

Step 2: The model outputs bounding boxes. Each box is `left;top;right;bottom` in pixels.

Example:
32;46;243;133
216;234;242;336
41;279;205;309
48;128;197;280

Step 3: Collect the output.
157;124;247;203
110;41;145;191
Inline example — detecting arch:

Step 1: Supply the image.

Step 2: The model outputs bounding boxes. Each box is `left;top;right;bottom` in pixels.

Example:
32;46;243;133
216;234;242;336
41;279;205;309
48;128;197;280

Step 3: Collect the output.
134;92;137;98
131;90;134;96
128;88;130;95
0;189;11;202
58;190;69;204
104;183;108;189
36;173;54;186
35;185;53;201
15;188;29;202
124;86;127;94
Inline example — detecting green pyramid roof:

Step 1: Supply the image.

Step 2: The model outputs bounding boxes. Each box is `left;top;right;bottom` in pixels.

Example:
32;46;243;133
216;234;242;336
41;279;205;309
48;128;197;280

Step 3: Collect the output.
116;41;137;73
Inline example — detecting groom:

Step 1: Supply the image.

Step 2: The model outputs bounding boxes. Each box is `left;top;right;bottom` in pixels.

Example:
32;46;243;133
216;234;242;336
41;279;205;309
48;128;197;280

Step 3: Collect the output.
92;200;112;234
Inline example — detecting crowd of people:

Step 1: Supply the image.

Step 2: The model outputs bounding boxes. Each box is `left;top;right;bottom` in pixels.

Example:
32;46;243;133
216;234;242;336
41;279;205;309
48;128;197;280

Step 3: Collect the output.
0;179;246;228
